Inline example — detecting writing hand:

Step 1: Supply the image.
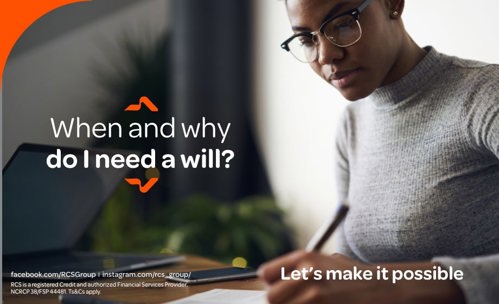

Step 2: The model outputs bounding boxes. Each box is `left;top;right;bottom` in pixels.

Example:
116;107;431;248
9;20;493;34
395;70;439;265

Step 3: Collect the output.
258;250;465;304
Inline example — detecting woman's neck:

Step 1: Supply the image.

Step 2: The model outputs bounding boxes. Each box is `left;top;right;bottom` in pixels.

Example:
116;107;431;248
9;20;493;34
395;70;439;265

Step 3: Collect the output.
382;32;426;87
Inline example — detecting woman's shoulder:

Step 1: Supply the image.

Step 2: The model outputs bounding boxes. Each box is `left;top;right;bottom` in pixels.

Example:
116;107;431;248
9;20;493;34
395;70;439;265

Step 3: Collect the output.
437;49;499;82
428;49;498;105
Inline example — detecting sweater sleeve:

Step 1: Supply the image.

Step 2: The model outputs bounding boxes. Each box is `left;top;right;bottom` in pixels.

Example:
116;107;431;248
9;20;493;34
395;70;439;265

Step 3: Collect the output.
435;65;499;304
333;108;356;257
334;108;350;201
465;65;499;158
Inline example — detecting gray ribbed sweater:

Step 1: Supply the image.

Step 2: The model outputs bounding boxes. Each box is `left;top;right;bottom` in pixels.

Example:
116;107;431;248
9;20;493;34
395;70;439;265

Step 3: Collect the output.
334;47;499;303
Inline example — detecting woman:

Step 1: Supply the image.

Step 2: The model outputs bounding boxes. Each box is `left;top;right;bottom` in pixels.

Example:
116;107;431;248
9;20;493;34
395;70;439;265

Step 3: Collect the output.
258;0;499;303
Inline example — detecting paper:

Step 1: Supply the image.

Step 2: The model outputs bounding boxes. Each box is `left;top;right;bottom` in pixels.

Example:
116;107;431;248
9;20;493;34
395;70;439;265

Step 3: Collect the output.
165;289;267;304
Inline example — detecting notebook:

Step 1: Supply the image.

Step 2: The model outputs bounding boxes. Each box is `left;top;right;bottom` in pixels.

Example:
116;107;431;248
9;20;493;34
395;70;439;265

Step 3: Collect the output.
2;143;184;281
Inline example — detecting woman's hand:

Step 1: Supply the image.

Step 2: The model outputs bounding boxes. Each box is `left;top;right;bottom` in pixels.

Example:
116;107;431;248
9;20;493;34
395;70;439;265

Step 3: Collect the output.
257;250;465;304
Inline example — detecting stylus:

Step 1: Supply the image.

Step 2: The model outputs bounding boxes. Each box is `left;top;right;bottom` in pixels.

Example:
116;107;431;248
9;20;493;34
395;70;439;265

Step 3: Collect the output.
305;202;349;252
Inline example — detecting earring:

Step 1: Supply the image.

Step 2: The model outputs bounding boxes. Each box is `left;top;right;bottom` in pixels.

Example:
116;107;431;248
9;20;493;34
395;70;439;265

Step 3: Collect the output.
391;11;399;17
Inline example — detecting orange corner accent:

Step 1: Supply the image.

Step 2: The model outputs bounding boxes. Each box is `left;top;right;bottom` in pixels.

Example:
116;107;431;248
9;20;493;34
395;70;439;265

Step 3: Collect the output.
125;177;159;194
0;0;91;88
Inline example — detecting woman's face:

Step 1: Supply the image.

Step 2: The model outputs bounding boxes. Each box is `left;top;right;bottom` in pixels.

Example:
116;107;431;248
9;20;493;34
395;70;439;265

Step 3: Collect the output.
286;0;404;101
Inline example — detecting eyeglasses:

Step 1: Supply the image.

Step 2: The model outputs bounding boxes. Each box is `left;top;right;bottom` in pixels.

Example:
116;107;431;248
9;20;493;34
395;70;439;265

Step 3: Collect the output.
281;0;373;63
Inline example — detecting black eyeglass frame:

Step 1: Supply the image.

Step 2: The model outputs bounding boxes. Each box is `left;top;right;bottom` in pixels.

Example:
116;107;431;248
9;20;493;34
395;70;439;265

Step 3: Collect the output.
280;0;373;55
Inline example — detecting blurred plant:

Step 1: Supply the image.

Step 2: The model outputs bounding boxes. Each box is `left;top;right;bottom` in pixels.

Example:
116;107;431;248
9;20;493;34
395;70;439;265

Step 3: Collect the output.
92;30;170;152
80;193;295;267
163;195;295;267
77;184;172;253
79;29;173;252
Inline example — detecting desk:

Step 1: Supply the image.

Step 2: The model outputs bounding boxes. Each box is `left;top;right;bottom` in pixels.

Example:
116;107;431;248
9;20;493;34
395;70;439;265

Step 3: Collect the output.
3;256;266;304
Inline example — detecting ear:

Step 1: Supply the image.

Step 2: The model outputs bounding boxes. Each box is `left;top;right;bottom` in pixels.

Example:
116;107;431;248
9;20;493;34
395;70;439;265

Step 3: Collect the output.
383;0;405;19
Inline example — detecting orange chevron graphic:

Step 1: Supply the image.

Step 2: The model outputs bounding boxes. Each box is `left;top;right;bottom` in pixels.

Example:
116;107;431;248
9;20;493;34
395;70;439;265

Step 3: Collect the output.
124;96;159;112
124;177;159;193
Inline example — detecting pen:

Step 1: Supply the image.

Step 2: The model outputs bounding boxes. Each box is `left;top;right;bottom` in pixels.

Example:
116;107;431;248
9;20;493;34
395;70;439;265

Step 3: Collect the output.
59;294;125;304
305;202;349;252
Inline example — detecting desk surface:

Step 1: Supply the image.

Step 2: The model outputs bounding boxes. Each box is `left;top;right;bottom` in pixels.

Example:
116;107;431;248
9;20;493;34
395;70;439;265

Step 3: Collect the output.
3;255;266;304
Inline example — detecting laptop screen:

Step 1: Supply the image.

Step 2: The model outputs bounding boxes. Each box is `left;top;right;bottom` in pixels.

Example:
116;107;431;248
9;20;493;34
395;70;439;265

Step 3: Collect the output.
3;143;132;255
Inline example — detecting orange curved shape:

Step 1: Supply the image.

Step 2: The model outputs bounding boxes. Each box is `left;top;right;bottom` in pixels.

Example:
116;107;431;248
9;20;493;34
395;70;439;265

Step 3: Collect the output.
124;177;159;194
124;96;159;112
0;0;91;88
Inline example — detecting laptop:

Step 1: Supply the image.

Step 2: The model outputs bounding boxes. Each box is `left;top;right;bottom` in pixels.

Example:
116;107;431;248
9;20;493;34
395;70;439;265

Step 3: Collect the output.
3;143;184;281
